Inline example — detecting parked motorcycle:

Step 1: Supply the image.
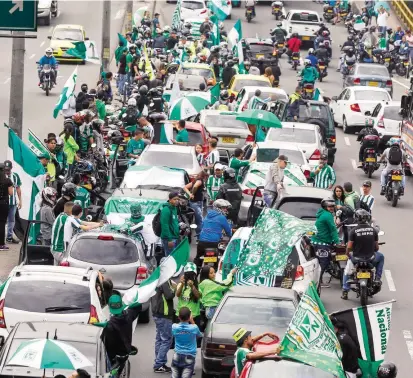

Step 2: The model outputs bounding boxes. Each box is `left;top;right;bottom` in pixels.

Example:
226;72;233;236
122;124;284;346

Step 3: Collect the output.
384;168;403;207
323;5;334;22
395;54;409;77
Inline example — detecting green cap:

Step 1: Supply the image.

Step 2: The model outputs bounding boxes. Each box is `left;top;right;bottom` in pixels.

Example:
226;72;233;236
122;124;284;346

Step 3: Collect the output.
184;262;197;273
233;327;251;345
108;294;126;315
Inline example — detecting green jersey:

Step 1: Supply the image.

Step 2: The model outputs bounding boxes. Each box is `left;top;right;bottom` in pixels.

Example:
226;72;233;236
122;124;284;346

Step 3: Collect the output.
176;129;189;143
79;124;93;152
310;164;336;189
234;347;250;377
126;138;146;156
229;157;250;182
176;284;201;317
255;127;266;142
8;172;21;206
74;187;91;219
51;213;68;253
206;175;224;201
126;53;133;73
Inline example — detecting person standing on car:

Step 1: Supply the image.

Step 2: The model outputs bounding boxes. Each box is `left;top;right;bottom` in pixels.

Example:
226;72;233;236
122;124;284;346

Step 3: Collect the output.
0;163;13;251
311;154;336;189
229;148;255;182
4;160;22;244
173;120;189;146
160;192;180;256
40;187;57;246
216;168;242;226
263;155;288;207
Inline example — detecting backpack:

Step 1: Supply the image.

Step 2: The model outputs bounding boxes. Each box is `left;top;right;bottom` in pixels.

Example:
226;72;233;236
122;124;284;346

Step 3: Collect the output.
124;107;137;126
353;197;370;213
388;145;402;165
152;209;162;237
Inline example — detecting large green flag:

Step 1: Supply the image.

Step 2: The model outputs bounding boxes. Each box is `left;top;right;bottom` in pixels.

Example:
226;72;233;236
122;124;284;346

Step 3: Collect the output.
280;282;346;378
210;14;220;46
53;67;78;119
209;83;220;104
228;20;245;73
172;0;182;30
66;41;100;64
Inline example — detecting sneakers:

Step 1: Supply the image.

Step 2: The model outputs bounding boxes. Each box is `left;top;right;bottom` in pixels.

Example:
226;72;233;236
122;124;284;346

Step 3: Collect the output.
341;290;348;300
0;245;9;251
380;186;385;195
154;365;172;373
6;238;19;244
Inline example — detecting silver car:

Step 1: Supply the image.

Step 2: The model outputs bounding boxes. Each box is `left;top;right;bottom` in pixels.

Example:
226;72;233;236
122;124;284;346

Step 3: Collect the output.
200;110;252;153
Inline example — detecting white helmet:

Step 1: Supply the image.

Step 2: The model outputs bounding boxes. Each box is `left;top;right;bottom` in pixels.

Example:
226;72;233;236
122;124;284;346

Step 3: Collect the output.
213;199;232;216
163;25;171;32
304;58;312;66
220;41;228;48
127;98;137;107
308;48;315;54
41;187;57;207
45;47;53;56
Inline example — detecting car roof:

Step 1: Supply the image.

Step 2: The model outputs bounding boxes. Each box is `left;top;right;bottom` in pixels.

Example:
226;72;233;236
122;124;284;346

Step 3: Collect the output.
280;122;318;130
233;74;270;82
379;101;401;107
289;9;319;14
256;141;303;151
346;86;389;92
226;286;297;300
10;265;95;280
145;144;195;154
182;63;211;70
73;231;136;242
278;186;331;199
54;24;83;30
242;86;287;94
201;109;238;116
245;38;273;45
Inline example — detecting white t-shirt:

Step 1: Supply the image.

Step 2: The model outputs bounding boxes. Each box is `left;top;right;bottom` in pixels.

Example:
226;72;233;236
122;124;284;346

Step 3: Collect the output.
377;12;388;27
63;216;81;246
206;149;220;167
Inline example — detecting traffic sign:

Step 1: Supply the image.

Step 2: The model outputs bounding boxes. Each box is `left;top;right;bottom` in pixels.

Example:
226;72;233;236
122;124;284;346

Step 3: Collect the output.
0;0;37;32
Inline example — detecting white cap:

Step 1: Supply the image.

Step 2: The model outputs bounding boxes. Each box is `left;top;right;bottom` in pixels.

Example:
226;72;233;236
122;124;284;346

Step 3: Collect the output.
215;163;224;170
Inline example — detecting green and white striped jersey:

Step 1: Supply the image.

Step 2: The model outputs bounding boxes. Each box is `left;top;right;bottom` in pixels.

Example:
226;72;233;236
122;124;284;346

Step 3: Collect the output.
51;213;68;253
206;175;224;201
311;164;336;189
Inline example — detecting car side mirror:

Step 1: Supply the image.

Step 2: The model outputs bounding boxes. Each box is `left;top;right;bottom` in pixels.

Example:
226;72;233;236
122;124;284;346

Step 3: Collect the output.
364;111;371;116
331;96;338;101
47;36;51;39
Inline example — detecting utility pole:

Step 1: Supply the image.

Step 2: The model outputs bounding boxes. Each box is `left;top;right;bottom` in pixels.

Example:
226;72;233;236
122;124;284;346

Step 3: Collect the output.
9;31;25;138
125;0;133;33
101;0;111;73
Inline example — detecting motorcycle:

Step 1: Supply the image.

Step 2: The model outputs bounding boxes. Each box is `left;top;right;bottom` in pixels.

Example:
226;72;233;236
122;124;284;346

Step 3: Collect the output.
301;82;315;100
202;234;230;271
395;54;409;77
384;168;403;207
318;60;328;82
328;244;348;287
40;64;53;96
291;51;300;70
361;134;380;178
323;5;334;22
110;346;138;378
246;6;254;23
271;2;283;20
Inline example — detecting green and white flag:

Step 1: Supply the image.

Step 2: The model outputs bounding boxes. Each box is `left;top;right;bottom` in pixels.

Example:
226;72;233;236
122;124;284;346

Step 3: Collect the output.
28;129;49;158
331;301;395;377
210;14;220;46
172;0;182;30
66;41;100;64
53;67;78;119
209;0;230;21
169;76;181;105
280;282;346;378
6;125;46;242
209;83;221;105
228;20;245;74
159;122;175;144
123;238;190;305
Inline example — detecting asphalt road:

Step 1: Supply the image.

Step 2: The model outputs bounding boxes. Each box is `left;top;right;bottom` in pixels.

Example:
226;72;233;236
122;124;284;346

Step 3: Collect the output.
130;2;413;378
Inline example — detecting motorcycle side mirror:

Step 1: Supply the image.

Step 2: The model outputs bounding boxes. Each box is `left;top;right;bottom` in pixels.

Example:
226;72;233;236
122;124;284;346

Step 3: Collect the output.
331;96;338;101
190;224;197;229
378;230;385;236
86;215;93;222
364;111;371;116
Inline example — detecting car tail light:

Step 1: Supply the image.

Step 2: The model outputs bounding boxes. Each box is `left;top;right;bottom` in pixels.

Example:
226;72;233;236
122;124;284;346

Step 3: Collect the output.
205;250;217;257
205;342;237;357
350;103;361;112
0;299;6;329
98;235;114;240
136;266;148;284
246;135;254;142
295;265;304;281
392;170;401;175
243;188;262;197
353;78;360;85
227;0;230;4
303;169;311;179
366;149;375;153
377;116;384;128
386;80;392;87
88;305;99;324
309;149;321;160
200;9;207;14
59;261;70;267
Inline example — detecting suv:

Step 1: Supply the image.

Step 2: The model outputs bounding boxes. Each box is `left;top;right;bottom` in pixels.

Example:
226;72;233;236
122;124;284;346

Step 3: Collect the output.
0;265;109;339
263;99;337;166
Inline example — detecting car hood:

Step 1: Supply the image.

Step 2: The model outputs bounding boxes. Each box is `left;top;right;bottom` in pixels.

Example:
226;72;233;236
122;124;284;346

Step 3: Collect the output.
50;40;76;49
206;126;251;137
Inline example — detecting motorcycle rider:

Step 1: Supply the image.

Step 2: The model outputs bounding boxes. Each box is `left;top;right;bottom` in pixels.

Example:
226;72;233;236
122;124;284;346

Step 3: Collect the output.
342;209;384;300
361;26;378;47
316;22;330;37
286;33;301;63
200;17;212;35
315;41;330;63
337;36;355;71
38;47;58;86
377;363;398;378
222;60;236;88
53;182;77;217
216;168;242;226
76;84;89;112
378;137;405;195
206;164;225;205
311;197;340;287
121;98;140;132
271;22;288;43
356;121;379;168
194;199;232;271
152;28;166;50
245;0;256;17
300;59;319;86
213;90;231;110
166;30;179;50
305;48;318;67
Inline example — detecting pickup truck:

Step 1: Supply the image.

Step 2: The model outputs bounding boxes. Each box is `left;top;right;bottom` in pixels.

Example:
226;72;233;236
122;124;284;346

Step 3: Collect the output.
282;9;321;42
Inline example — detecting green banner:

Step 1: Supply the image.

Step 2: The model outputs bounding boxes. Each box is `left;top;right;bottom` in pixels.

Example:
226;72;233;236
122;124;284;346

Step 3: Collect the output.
104;197;163;215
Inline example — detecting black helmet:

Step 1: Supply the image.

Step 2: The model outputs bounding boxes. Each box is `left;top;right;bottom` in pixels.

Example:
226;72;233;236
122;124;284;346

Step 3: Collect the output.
220;90;229;101
227;60;234;67
347;35;354;41
81;83;88;93
223;168;236;181
377;363;397;378
110;130;124;145
61;182;77;199
76;160;93;173
355;209;371;224
321;197;335;209
139;85;148;95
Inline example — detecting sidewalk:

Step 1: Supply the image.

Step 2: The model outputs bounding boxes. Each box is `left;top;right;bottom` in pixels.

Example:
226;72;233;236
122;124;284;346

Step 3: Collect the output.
0;244;20;281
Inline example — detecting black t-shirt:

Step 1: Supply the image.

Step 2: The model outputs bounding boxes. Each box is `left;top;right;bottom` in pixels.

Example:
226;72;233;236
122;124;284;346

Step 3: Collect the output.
349;224;378;258
337;331;359;373
167;37;179;50
53;197;69;217
0;178;13;203
118;54;127;75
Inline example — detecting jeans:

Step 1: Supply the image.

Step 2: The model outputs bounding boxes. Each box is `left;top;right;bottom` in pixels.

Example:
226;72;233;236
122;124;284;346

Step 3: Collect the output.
189;201;203;237
263;192;274;207
342;252;385;291
313;244;332;282
7;205;17;240
153;316;173;369
171;353;196;378
380;167;405;188
378;26;387;34
205;306;217;319
162;238;178;256
118;74;127;95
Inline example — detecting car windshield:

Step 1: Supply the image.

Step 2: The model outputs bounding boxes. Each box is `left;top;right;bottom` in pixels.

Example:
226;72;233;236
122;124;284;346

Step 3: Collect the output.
204;115;247;129
354;91;390;101
181;67;212;78
267;128;316;143
356;65;389;77
175;75;206;90
215;297;295;327
5;281;90;313
70;238;139;265
139;151;195;169
256;149;304;165
53;28;83;41
383;106;403;120
182;1;204;9
276;199;321;220
247;91;286;102
248;44;274;55
233;79;270;92
298;104;330;121
250;360;334;377
290;12;319;22
173;129;203;144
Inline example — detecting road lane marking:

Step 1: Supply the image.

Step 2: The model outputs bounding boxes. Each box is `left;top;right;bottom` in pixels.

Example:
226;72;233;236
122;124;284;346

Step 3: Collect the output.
4;78;10;84
40;41;45;47
115;8;125;20
384;269;396;291
405;339;413;360
393;78;410;90
344;137;350;146
403;330;412;339
29;53;35;60
351;159;357;170
49;26;53;32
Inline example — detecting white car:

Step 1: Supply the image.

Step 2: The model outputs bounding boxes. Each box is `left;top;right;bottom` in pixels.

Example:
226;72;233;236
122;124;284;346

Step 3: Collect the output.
181;0;209;21
0;265;109;338
329;86;392;134
282;9;321;41
234;86;288;112
265;122;328;169
136;144;202;178
366;101;402;144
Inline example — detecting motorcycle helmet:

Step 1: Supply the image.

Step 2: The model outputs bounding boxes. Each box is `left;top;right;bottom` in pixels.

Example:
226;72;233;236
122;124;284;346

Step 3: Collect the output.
223;168;236;181
213;199;232;216
127;97;137;107
304;58;311;66
42;187;57;207
110;130;124;145
163;25;171;33
388;137;401;146
244;60;251;68
308;48;315;55
220;90;229;101
61;182;77;199
319;42;324;48
76;160;94;173
355;209;371;224
346;55;356;65
81;83;88;93
321;197;335;209
322;30;329;37
276;22;282;27
319;22;325;27
184;21;192;29
130;204;142;219
135;40;143;49
227;60;234;67
139;85;148;96
45;47;53;57
377;363;397;378
292;33;299;38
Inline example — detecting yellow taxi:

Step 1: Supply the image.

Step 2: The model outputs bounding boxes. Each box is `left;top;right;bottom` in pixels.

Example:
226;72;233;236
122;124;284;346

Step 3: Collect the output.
227;74;271;97
177;63;216;86
48;24;87;63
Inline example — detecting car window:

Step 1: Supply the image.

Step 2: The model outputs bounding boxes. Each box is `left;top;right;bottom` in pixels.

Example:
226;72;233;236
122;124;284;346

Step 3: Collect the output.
204;115;248;129
70;238;139;265
356;65;389;77
140;150;195;169
247;91;286;102
174;74;206;90
383;106;403;121
248;44;274;55
337;89;346;100
215;297;295;327
267;128;316;143
354;90;390;101
290;12;319;22
276;199;321;220
182;1;204;9
371;103;382;117
173;129;204;144
343;91;351;101
53;28;83;41
181;67;212;78
233;79;271;92
256;149;305;165
5;280;91;313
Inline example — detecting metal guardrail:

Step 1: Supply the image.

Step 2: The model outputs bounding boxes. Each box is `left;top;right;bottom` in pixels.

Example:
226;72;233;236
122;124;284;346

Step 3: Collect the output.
392;0;413;31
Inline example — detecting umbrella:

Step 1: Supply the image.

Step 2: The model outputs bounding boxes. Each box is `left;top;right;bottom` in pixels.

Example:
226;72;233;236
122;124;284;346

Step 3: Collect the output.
7;338;93;370
169;96;210;120
133;6;148;27
185;91;212;104
236;109;282;129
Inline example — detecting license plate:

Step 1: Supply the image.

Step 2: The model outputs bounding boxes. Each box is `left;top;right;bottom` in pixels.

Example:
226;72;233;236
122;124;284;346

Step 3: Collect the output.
366;157;376;162
357;272;371;279
124;136;130;141
327;9;333;12
305;88;313;92
385;58;390;62
247;10;252;13
204;256;217;263
392;175;402;180
293;56;299;60
222;137;236;144
256;54;264;59
368;81;379;87
302;36;310;41
119;146;124;151
405;62;409;66
319;66;325;70
335;255;348;261
278;44;284;47
273;7;279;11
